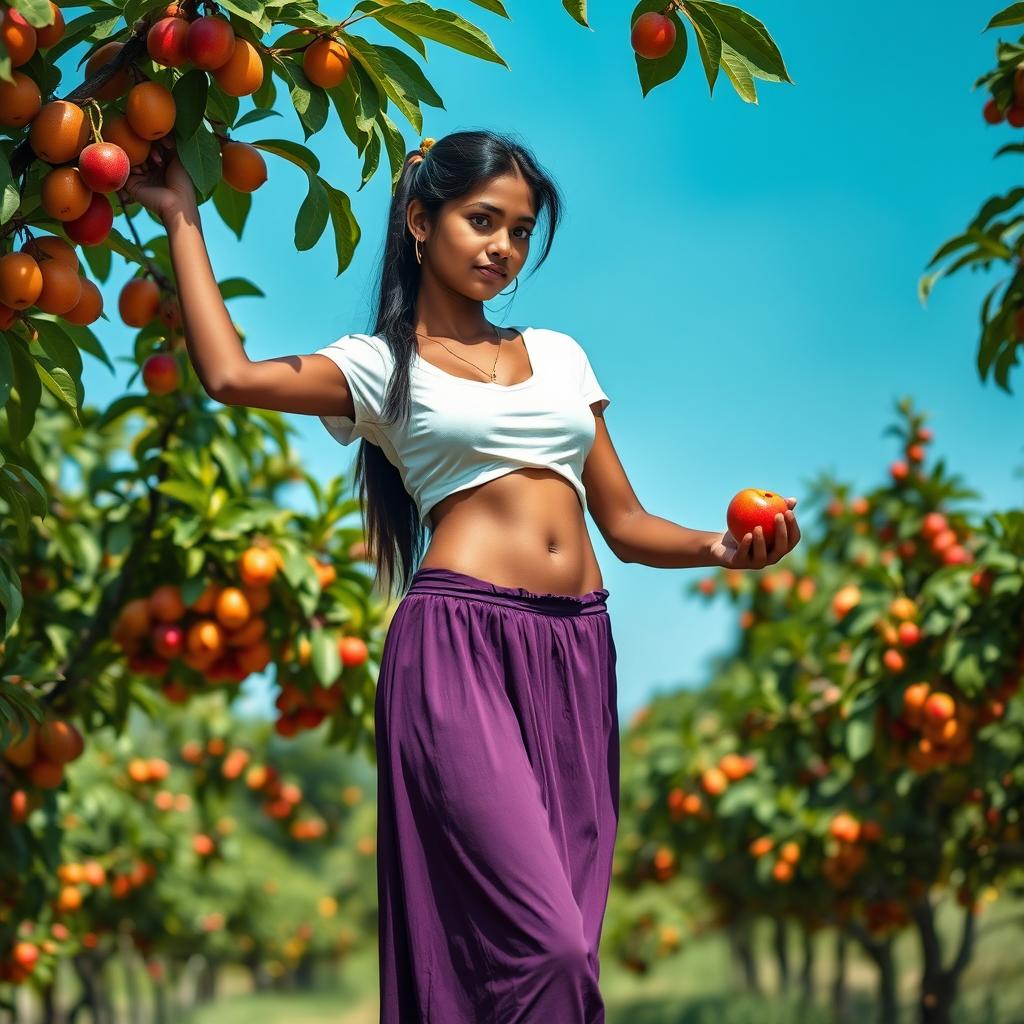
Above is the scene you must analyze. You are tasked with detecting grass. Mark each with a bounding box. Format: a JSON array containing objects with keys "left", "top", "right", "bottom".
[{"left": 178, "top": 893, "right": 1024, "bottom": 1024}]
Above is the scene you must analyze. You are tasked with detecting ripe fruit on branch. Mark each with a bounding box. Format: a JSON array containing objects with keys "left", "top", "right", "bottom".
[
  {"left": 221, "top": 141, "right": 267, "bottom": 192},
  {"left": 212, "top": 37, "right": 264, "bottom": 96},
  {"left": 119, "top": 277, "right": 161, "bottom": 327},
  {"left": 64, "top": 192, "right": 114, "bottom": 246},
  {"left": 40, "top": 166, "right": 93, "bottom": 221},
  {"left": 125, "top": 81, "right": 176, "bottom": 140},
  {"left": 630, "top": 11, "right": 676, "bottom": 60},
  {"left": 0, "top": 252, "right": 43, "bottom": 309},
  {"left": 29, "top": 100, "right": 90, "bottom": 163},
  {"left": 302, "top": 36, "right": 350, "bottom": 89},
  {"left": 1008, "top": 105, "right": 1024, "bottom": 128},
  {"left": 35, "top": 1, "right": 64, "bottom": 48},
  {"left": 186, "top": 15, "right": 235, "bottom": 70},
  {"left": 84, "top": 41, "right": 132, "bottom": 101},
  {"left": 726, "top": 488, "right": 789, "bottom": 548},
  {"left": 983, "top": 97, "right": 1003, "bottom": 124},
  {"left": 104, "top": 114, "right": 151, "bottom": 166},
  {"left": 79, "top": 141, "right": 131, "bottom": 192},
  {"left": 142, "top": 350, "right": 180, "bottom": 389},
  {"left": 147, "top": 16, "right": 190, "bottom": 68},
  {"left": 62, "top": 277, "right": 103, "bottom": 325},
  {"left": 1, "top": 8, "right": 37, "bottom": 66},
  {"left": 35, "top": 259, "right": 82, "bottom": 315},
  {"left": 0, "top": 70, "right": 41, "bottom": 127}
]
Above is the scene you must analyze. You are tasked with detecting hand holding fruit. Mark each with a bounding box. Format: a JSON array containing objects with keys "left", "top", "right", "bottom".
[
  {"left": 117, "top": 136, "right": 196, "bottom": 220},
  {"left": 709, "top": 489, "right": 801, "bottom": 570}
]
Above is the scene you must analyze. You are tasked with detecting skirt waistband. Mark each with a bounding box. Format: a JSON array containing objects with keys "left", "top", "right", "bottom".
[{"left": 406, "top": 567, "right": 609, "bottom": 617}]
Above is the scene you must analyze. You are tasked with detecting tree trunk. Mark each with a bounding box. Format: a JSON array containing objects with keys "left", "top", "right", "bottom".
[
  {"left": 845, "top": 921, "right": 898, "bottom": 1024},
  {"left": 725, "top": 914, "right": 761, "bottom": 994},
  {"left": 798, "top": 924, "right": 815, "bottom": 1008},
  {"left": 912, "top": 895, "right": 977, "bottom": 1024},
  {"left": 831, "top": 928, "right": 850, "bottom": 1023},
  {"left": 772, "top": 916, "right": 789, "bottom": 994}
]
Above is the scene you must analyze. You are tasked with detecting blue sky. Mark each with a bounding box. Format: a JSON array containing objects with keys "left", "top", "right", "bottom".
[{"left": 82, "top": 2, "right": 1023, "bottom": 721}]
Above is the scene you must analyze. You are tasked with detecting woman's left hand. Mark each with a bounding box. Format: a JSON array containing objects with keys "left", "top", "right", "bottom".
[{"left": 709, "top": 497, "right": 801, "bottom": 570}]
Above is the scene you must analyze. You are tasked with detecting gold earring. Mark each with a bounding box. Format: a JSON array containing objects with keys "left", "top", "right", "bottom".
[{"left": 415, "top": 237, "right": 423, "bottom": 264}]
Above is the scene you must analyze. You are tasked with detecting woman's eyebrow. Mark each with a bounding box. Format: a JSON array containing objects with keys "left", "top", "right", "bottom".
[{"left": 464, "top": 201, "right": 537, "bottom": 226}]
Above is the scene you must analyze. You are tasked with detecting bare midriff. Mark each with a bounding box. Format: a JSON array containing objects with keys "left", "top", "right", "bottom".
[{"left": 419, "top": 467, "right": 605, "bottom": 598}]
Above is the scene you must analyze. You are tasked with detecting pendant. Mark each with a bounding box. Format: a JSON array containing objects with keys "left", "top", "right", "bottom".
[{"left": 490, "top": 371, "right": 497, "bottom": 382}]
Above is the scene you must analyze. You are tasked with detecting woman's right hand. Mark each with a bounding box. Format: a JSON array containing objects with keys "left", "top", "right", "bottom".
[{"left": 117, "top": 135, "right": 198, "bottom": 222}]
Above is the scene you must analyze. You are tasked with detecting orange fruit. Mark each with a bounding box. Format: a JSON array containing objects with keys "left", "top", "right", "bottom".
[
  {"left": 35, "top": 2, "right": 65, "bottom": 48},
  {"left": 125, "top": 81, "right": 176, "bottom": 141},
  {"left": 212, "top": 37, "right": 263, "bottom": 96},
  {"left": 220, "top": 140, "right": 267, "bottom": 192},
  {"left": 0, "top": 253, "right": 43, "bottom": 309},
  {"left": 40, "top": 166, "right": 93, "bottom": 221},
  {"left": 22, "top": 234, "right": 78, "bottom": 269},
  {"left": 1, "top": 8, "right": 37, "bottom": 66},
  {"left": 215, "top": 587, "right": 251, "bottom": 629},
  {"left": 28, "top": 759, "right": 64, "bottom": 789},
  {"left": 149, "top": 583, "right": 186, "bottom": 622},
  {"left": 239, "top": 546, "right": 278, "bottom": 587},
  {"left": 35, "top": 259, "right": 82, "bottom": 315},
  {"left": 0, "top": 69, "right": 41, "bottom": 127},
  {"left": 85, "top": 41, "right": 132, "bottom": 101},
  {"left": 62, "top": 277, "right": 103, "bottom": 325},
  {"left": 29, "top": 100, "right": 90, "bottom": 164},
  {"left": 2, "top": 719, "right": 38, "bottom": 766},
  {"left": 37, "top": 720, "right": 84, "bottom": 763},
  {"left": 302, "top": 36, "right": 350, "bottom": 89},
  {"left": 118, "top": 277, "right": 161, "bottom": 327},
  {"left": 103, "top": 113, "right": 151, "bottom": 166}
]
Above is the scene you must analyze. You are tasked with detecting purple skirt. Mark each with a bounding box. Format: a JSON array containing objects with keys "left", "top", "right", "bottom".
[{"left": 374, "top": 566, "right": 620, "bottom": 1023}]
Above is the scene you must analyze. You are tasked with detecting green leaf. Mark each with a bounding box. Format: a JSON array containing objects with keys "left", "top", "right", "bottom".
[
  {"left": 987, "top": 3, "right": 1024, "bottom": 29},
  {"left": 155, "top": 480, "right": 210, "bottom": 512},
  {"left": 212, "top": 178, "right": 252, "bottom": 239},
  {"left": 34, "top": 358, "right": 78, "bottom": 418},
  {"left": 251, "top": 137, "right": 321, "bottom": 173},
  {"left": 218, "top": 277, "right": 265, "bottom": 301},
  {"left": 718, "top": 40, "right": 756, "bottom": 103},
  {"left": 366, "top": 2, "right": 508, "bottom": 66},
  {"left": 295, "top": 169, "right": 329, "bottom": 250},
  {"left": 177, "top": 122, "right": 222, "bottom": 200},
  {"left": 845, "top": 706, "right": 875, "bottom": 761},
  {"left": 311, "top": 626, "right": 341, "bottom": 686},
  {"left": 216, "top": 0, "right": 272, "bottom": 34},
  {"left": 560, "top": 0, "right": 587, "bottom": 28},
  {"left": 681, "top": 2, "right": 722, "bottom": 95},
  {"left": 233, "top": 107, "right": 283, "bottom": 130},
  {"left": 693, "top": 1, "right": 791, "bottom": 83},
  {"left": 280, "top": 56, "right": 329, "bottom": 139},
  {"left": 172, "top": 69, "right": 210, "bottom": 140},
  {"left": 0, "top": 149, "right": 20, "bottom": 225},
  {"left": 322, "top": 178, "right": 360, "bottom": 276},
  {"left": 340, "top": 33, "right": 423, "bottom": 133}
]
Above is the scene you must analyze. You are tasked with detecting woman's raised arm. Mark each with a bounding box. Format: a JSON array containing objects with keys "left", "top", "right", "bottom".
[{"left": 121, "top": 140, "right": 356, "bottom": 420}]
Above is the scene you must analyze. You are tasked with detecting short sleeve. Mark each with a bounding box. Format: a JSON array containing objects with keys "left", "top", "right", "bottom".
[
  {"left": 314, "top": 333, "right": 391, "bottom": 446},
  {"left": 577, "top": 339, "right": 610, "bottom": 413}
]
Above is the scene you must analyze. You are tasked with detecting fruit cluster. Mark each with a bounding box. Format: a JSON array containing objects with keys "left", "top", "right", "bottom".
[
  {"left": 244, "top": 761, "right": 326, "bottom": 839},
  {"left": 821, "top": 811, "right": 883, "bottom": 890},
  {"left": 2, "top": 715, "right": 85, "bottom": 797},
  {"left": 112, "top": 544, "right": 280, "bottom": 692}
]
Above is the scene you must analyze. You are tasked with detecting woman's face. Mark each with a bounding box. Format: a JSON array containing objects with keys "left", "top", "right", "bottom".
[{"left": 411, "top": 171, "right": 537, "bottom": 297}]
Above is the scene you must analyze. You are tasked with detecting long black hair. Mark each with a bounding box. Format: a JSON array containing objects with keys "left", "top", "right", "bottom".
[{"left": 351, "top": 129, "right": 564, "bottom": 600}]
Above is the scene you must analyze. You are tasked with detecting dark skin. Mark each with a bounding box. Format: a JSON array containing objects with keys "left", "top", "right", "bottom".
[{"left": 121, "top": 143, "right": 801, "bottom": 598}]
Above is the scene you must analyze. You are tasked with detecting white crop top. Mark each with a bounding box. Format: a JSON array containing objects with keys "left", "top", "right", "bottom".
[{"left": 314, "top": 327, "right": 610, "bottom": 529}]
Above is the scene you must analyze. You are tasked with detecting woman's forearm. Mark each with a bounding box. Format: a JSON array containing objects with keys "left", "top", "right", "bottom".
[
  {"left": 163, "top": 201, "right": 248, "bottom": 397},
  {"left": 613, "top": 511, "right": 721, "bottom": 569}
]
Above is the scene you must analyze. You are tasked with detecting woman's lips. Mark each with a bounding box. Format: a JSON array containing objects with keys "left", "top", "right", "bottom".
[{"left": 475, "top": 266, "right": 505, "bottom": 279}]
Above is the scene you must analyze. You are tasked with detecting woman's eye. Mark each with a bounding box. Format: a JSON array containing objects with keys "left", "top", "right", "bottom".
[{"left": 469, "top": 214, "right": 531, "bottom": 239}]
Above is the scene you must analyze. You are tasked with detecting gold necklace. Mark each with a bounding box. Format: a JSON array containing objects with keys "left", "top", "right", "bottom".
[{"left": 414, "top": 323, "right": 504, "bottom": 383}]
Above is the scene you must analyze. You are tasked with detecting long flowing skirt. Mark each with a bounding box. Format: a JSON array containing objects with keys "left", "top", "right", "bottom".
[{"left": 374, "top": 565, "right": 621, "bottom": 1022}]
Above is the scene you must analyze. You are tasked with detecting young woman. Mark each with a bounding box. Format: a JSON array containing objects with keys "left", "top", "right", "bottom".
[{"left": 121, "top": 128, "right": 800, "bottom": 1022}]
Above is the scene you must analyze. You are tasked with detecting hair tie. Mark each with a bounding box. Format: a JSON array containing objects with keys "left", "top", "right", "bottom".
[{"left": 419, "top": 137, "right": 435, "bottom": 157}]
